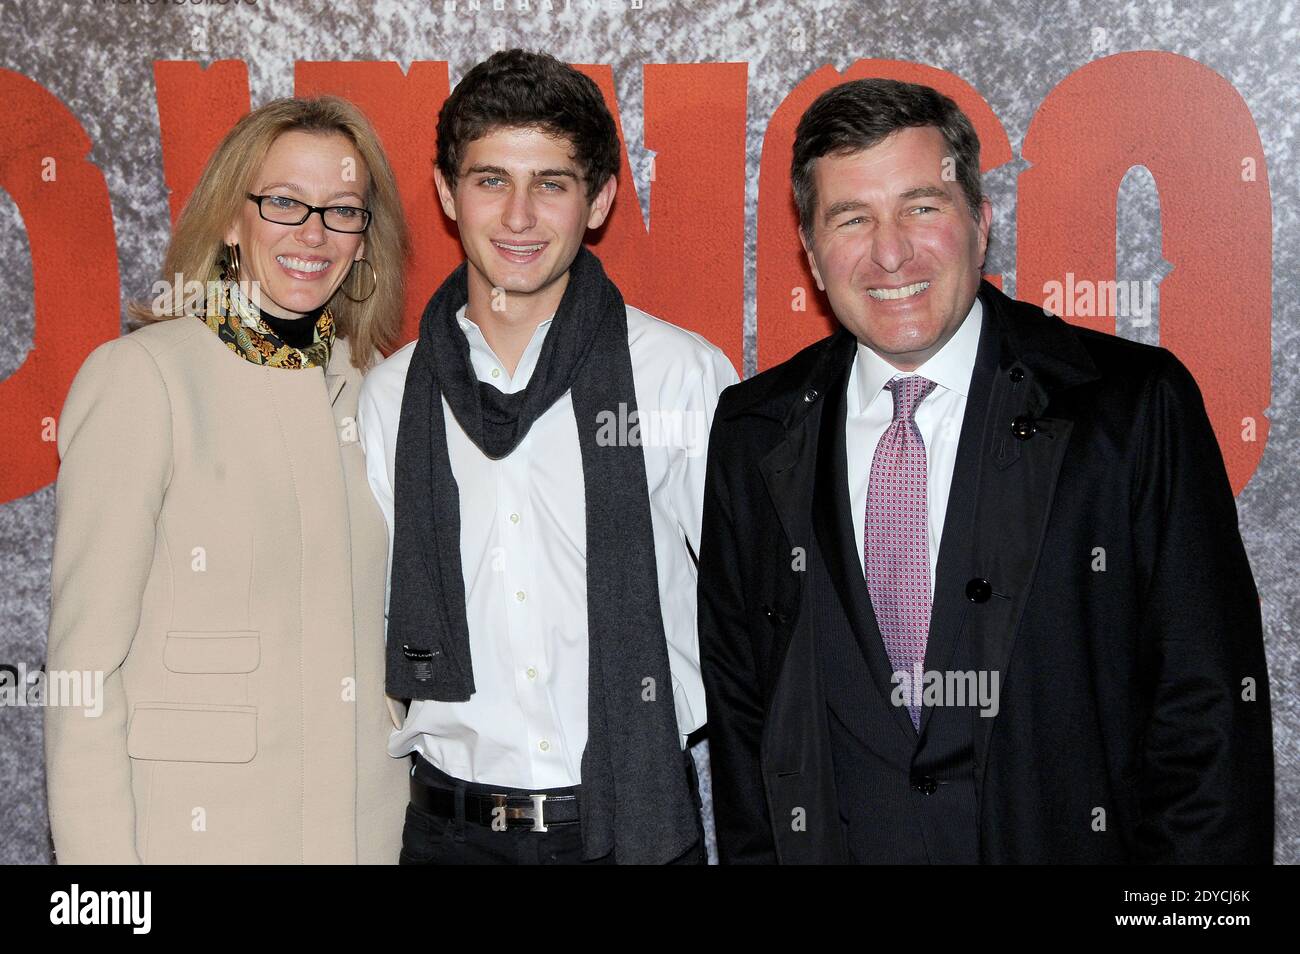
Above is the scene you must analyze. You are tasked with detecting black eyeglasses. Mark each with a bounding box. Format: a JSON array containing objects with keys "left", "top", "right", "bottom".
[{"left": 246, "top": 193, "right": 372, "bottom": 233}]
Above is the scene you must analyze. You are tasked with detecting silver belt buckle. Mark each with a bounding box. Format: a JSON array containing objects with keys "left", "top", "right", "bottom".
[{"left": 492, "top": 792, "right": 548, "bottom": 832}]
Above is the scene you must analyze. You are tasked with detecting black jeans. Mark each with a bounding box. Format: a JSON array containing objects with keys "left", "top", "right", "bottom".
[{"left": 399, "top": 752, "right": 707, "bottom": 865}]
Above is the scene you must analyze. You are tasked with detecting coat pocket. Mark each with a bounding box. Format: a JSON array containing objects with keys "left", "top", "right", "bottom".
[
  {"left": 126, "top": 702, "right": 257, "bottom": 763},
  {"left": 163, "top": 631, "right": 260, "bottom": 674}
]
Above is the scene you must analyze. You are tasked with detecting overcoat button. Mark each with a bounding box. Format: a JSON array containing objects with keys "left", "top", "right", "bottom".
[
  {"left": 1008, "top": 367, "right": 1025, "bottom": 383},
  {"left": 803, "top": 388, "right": 819, "bottom": 403},
  {"left": 965, "top": 578, "right": 992, "bottom": 603},
  {"left": 909, "top": 773, "right": 938, "bottom": 795},
  {"left": 1011, "top": 415, "right": 1037, "bottom": 440}
]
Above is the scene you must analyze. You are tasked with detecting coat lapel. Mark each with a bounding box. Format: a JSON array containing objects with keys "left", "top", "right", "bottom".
[
  {"left": 916, "top": 307, "right": 998, "bottom": 737},
  {"left": 324, "top": 336, "right": 351, "bottom": 408},
  {"left": 812, "top": 361, "right": 920, "bottom": 744},
  {"left": 756, "top": 332, "right": 857, "bottom": 671},
  {"left": 326, "top": 373, "right": 347, "bottom": 407},
  {"left": 963, "top": 283, "right": 1099, "bottom": 796},
  {"left": 753, "top": 332, "right": 856, "bottom": 863}
]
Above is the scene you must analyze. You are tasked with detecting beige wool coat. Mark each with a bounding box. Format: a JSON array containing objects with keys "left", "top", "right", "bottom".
[{"left": 44, "top": 315, "right": 408, "bottom": 864}]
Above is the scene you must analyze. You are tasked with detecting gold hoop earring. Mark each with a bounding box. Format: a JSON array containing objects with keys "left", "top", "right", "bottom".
[
  {"left": 343, "top": 257, "right": 377, "bottom": 303},
  {"left": 221, "top": 243, "right": 241, "bottom": 282}
]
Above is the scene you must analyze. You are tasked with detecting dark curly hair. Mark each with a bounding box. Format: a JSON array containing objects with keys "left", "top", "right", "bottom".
[{"left": 436, "top": 49, "right": 620, "bottom": 202}]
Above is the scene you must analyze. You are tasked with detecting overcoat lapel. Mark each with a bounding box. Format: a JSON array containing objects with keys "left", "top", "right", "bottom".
[
  {"left": 961, "top": 283, "right": 1099, "bottom": 796},
  {"left": 811, "top": 360, "right": 919, "bottom": 744},
  {"left": 916, "top": 309, "right": 998, "bottom": 737},
  {"left": 757, "top": 332, "right": 857, "bottom": 674}
]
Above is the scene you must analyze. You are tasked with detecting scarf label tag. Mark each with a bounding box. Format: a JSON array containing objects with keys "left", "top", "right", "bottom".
[{"left": 402, "top": 643, "right": 437, "bottom": 682}]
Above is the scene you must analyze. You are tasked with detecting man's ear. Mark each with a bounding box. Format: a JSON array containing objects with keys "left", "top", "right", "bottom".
[
  {"left": 799, "top": 227, "right": 825, "bottom": 292},
  {"left": 975, "top": 196, "right": 992, "bottom": 268},
  {"left": 585, "top": 174, "right": 617, "bottom": 230},
  {"left": 433, "top": 167, "right": 458, "bottom": 221}
]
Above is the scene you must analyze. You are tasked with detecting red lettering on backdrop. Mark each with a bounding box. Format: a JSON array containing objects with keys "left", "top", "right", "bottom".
[
  {"left": 0, "top": 69, "right": 118, "bottom": 504},
  {"left": 574, "top": 63, "right": 747, "bottom": 374},
  {"left": 0, "top": 56, "right": 1269, "bottom": 505},
  {"left": 158, "top": 60, "right": 746, "bottom": 361},
  {"left": 155, "top": 61, "right": 251, "bottom": 223},
  {"left": 295, "top": 61, "right": 454, "bottom": 345},
  {"left": 756, "top": 60, "right": 1013, "bottom": 371},
  {"left": 1019, "top": 52, "right": 1269, "bottom": 493}
]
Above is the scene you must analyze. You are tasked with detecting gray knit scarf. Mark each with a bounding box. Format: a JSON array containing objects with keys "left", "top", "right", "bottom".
[{"left": 385, "top": 247, "right": 698, "bottom": 863}]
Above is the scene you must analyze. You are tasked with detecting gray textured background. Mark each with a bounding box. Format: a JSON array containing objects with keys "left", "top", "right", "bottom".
[{"left": 0, "top": 0, "right": 1294, "bottom": 864}]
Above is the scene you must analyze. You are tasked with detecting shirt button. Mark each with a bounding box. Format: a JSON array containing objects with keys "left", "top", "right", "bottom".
[
  {"left": 515, "top": 590, "right": 526, "bottom": 602},
  {"left": 526, "top": 666, "right": 537, "bottom": 680},
  {"left": 539, "top": 740, "right": 550, "bottom": 752},
  {"left": 510, "top": 512, "right": 520, "bottom": 524},
  {"left": 491, "top": 367, "right": 501, "bottom": 378}
]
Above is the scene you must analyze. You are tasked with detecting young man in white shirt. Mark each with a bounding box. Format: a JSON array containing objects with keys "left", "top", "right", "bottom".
[{"left": 358, "top": 48, "right": 738, "bottom": 864}]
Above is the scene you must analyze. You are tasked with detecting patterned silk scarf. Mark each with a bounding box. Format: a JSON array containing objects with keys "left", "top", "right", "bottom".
[{"left": 198, "top": 279, "right": 335, "bottom": 369}]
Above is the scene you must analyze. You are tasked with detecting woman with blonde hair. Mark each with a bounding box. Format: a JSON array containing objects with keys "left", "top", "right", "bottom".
[{"left": 45, "top": 96, "right": 410, "bottom": 863}]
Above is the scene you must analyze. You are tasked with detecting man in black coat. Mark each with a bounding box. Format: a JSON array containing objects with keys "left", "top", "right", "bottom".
[{"left": 697, "top": 78, "right": 1273, "bottom": 864}]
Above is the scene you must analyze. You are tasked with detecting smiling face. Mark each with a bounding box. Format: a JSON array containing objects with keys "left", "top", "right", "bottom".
[
  {"left": 800, "top": 125, "right": 991, "bottom": 371},
  {"left": 434, "top": 125, "right": 615, "bottom": 322},
  {"left": 225, "top": 129, "right": 369, "bottom": 319}
]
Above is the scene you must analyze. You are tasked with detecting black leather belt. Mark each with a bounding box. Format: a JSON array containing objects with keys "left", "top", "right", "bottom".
[{"left": 410, "top": 776, "right": 581, "bottom": 831}]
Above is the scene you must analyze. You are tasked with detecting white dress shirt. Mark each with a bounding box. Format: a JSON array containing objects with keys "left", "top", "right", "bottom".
[
  {"left": 357, "top": 303, "right": 738, "bottom": 789},
  {"left": 846, "top": 299, "right": 983, "bottom": 590}
]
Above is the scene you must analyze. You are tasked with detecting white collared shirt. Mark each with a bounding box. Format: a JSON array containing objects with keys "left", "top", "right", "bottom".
[
  {"left": 357, "top": 303, "right": 738, "bottom": 789},
  {"left": 846, "top": 299, "right": 983, "bottom": 590}
]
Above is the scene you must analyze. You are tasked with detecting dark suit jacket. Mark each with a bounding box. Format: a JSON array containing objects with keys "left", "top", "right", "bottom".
[{"left": 697, "top": 281, "right": 1274, "bottom": 864}]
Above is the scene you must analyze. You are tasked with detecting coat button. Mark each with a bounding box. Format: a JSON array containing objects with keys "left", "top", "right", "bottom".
[
  {"left": 803, "top": 388, "right": 819, "bottom": 403},
  {"left": 1011, "top": 415, "right": 1037, "bottom": 440},
  {"left": 965, "top": 578, "right": 992, "bottom": 603},
  {"left": 909, "top": 773, "right": 938, "bottom": 795},
  {"left": 1008, "top": 367, "right": 1025, "bottom": 383}
]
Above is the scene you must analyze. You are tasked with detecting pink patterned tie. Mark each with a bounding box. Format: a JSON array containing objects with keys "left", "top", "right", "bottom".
[{"left": 865, "top": 375, "right": 936, "bottom": 731}]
